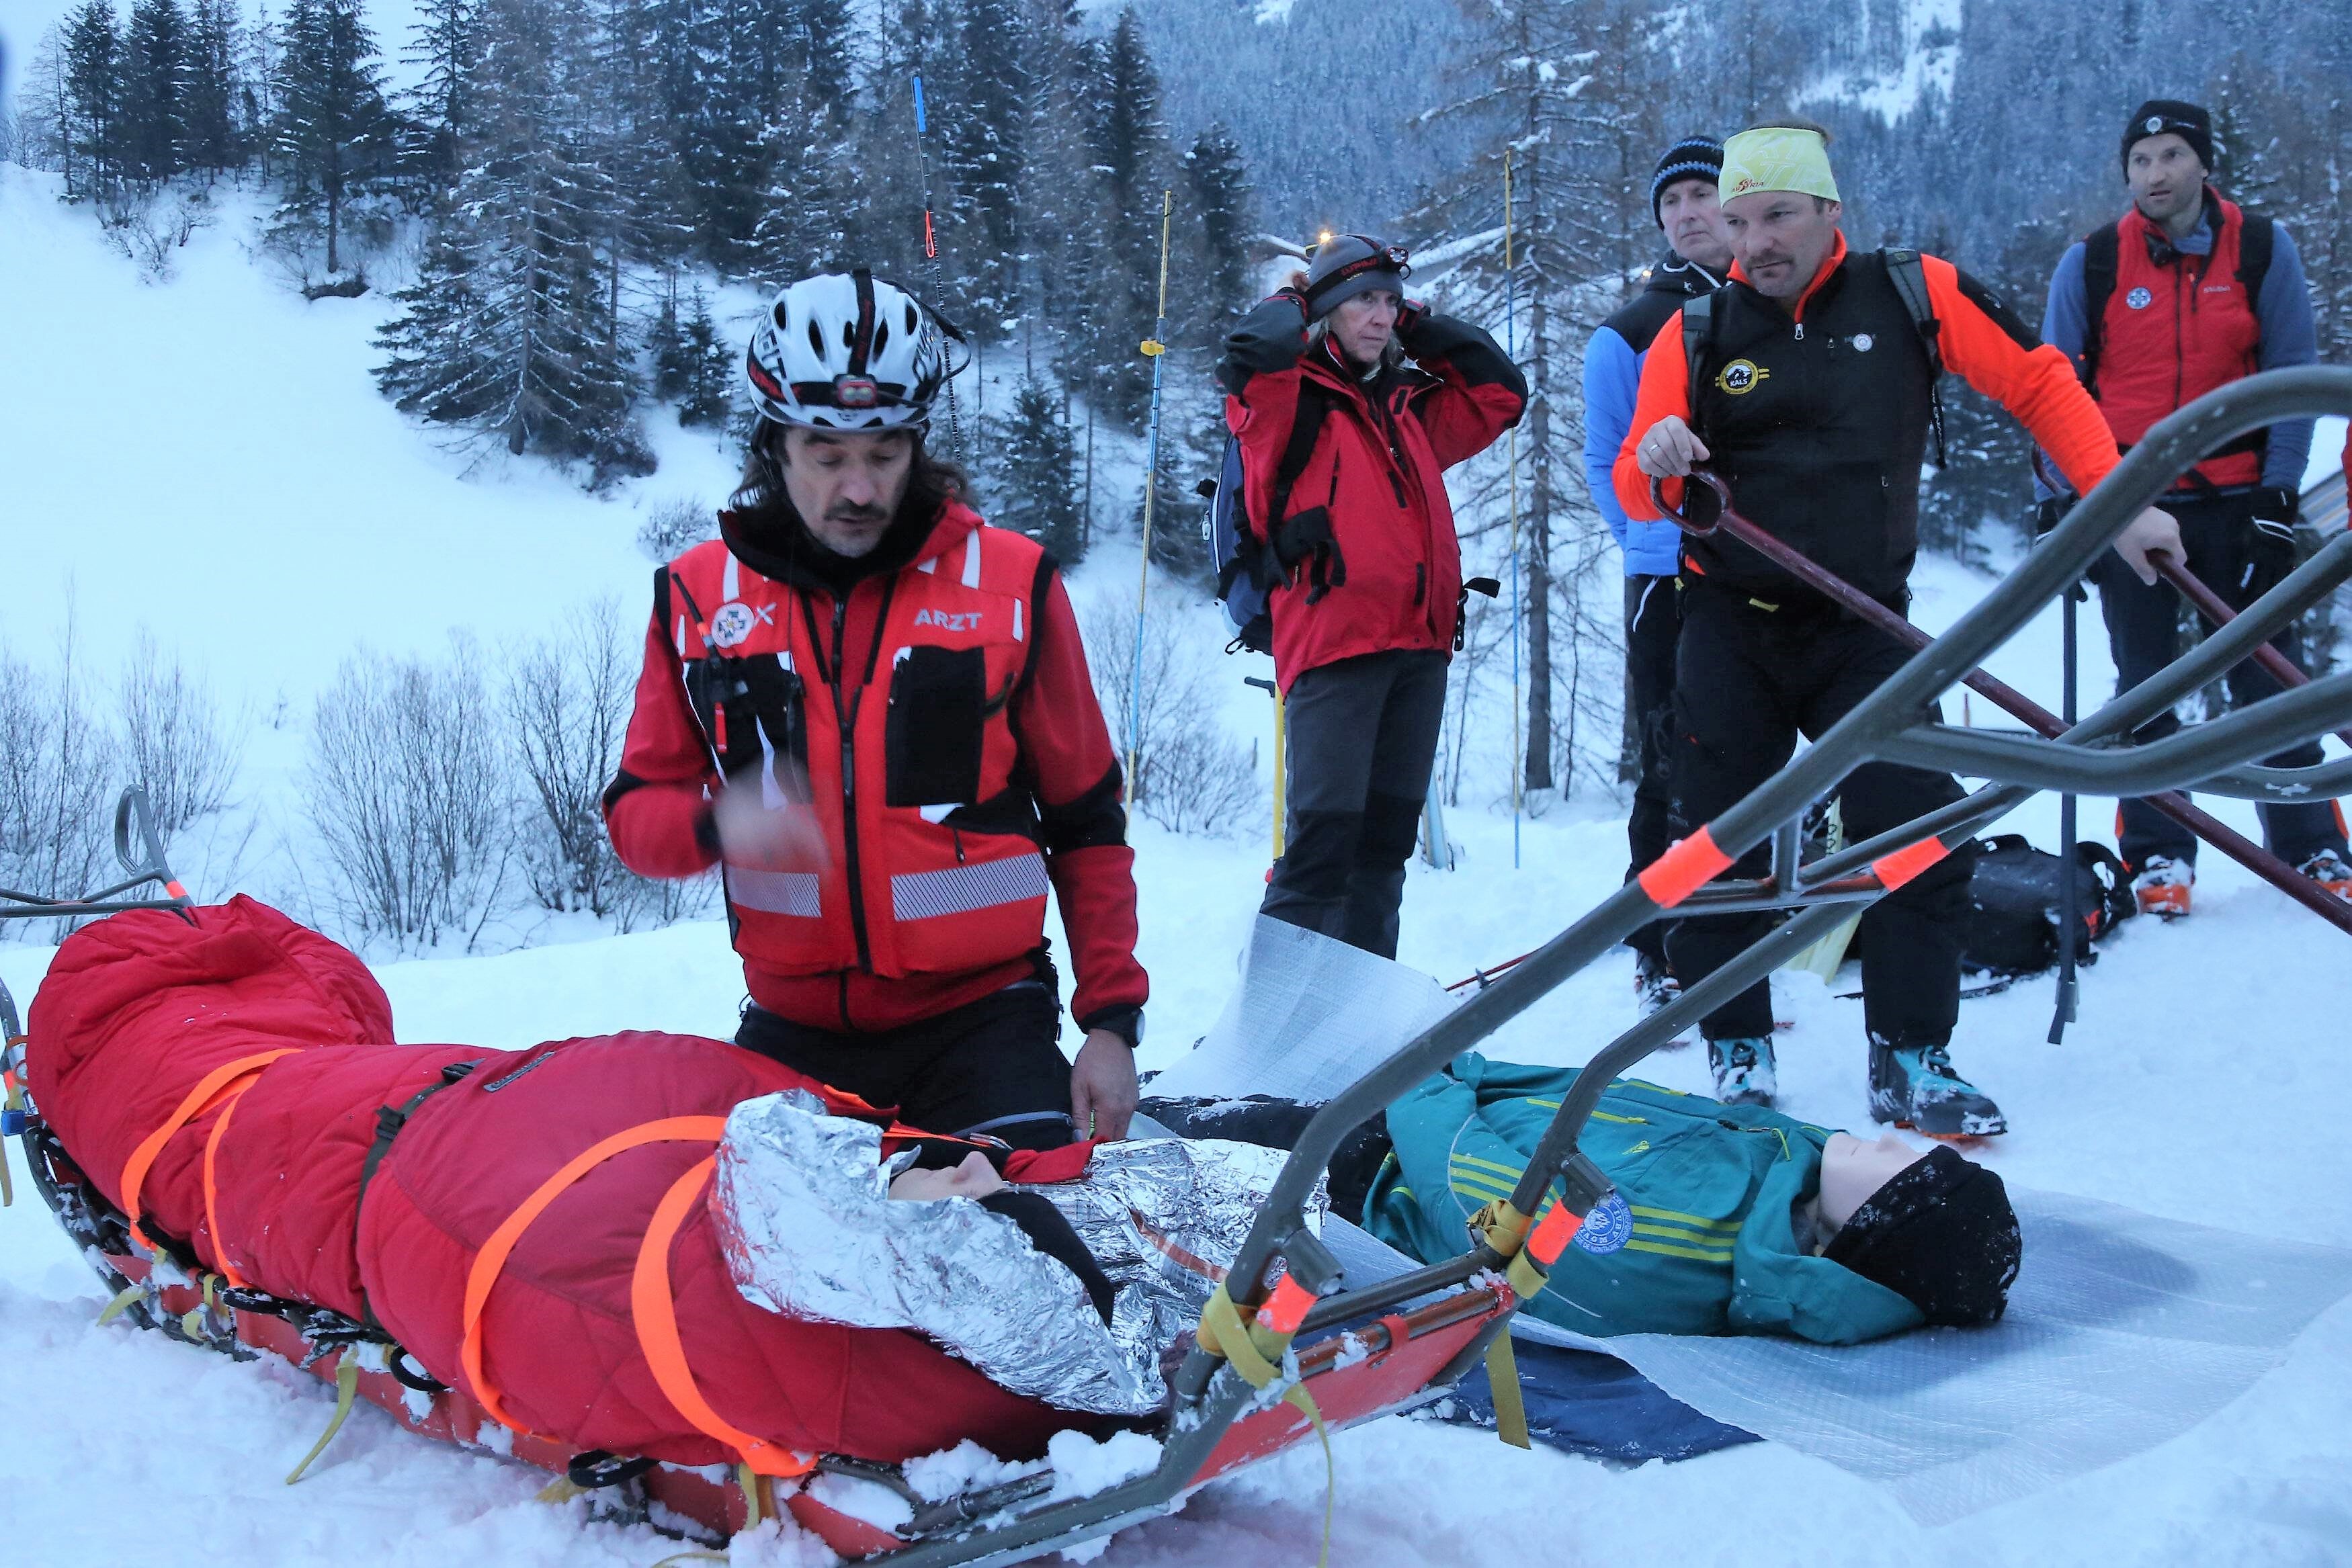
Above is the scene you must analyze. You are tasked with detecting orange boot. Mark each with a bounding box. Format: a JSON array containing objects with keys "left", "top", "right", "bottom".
[
  {"left": 2132, "top": 855, "right": 2193, "bottom": 918},
  {"left": 2302, "top": 851, "right": 2352, "bottom": 904}
]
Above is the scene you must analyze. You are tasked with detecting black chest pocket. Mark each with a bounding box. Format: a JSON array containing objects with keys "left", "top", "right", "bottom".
[
  {"left": 886, "top": 644, "right": 991, "bottom": 808},
  {"left": 687, "top": 653, "right": 806, "bottom": 797}
]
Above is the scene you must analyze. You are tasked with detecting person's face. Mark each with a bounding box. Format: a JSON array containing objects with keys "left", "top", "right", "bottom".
[
  {"left": 1816, "top": 1130, "right": 1931, "bottom": 1232},
  {"left": 1658, "top": 177, "right": 1732, "bottom": 271},
  {"left": 1721, "top": 190, "right": 1843, "bottom": 302},
  {"left": 1327, "top": 288, "right": 1400, "bottom": 370},
  {"left": 887, "top": 1150, "right": 1005, "bottom": 1201},
  {"left": 779, "top": 425, "right": 918, "bottom": 556},
  {"left": 2126, "top": 132, "right": 2206, "bottom": 228}
]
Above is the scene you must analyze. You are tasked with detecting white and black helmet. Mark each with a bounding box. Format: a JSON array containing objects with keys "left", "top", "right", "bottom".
[{"left": 743, "top": 269, "right": 964, "bottom": 431}]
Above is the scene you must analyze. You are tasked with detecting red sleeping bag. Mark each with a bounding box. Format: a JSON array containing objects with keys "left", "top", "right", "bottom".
[{"left": 28, "top": 896, "right": 1081, "bottom": 1467}]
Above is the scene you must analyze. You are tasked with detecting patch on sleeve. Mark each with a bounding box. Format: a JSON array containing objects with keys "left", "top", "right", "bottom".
[{"left": 1572, "top": 1190, "right": 1635, "bottom": 1255}]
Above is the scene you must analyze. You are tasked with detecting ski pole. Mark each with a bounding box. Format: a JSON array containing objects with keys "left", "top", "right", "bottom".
[
  {"left": 1124, "top": 189, "right": 1175, "bottom": 805},
  {"left": 2049, "top": 570, "right": 2081, "bottom": 1044},
  {"left": 1658, "top": 470, "right": 2352, "bottom": 939},
  {"left": 1505, "top": 149, "right": 1522, "bottom": 871},
  {"left": 910, "top": 72, "right": 962, "bottom": 460}
]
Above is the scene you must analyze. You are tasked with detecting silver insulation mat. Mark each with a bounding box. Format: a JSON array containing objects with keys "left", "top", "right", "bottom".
[{"left": 713, "top": 1090, "right": 1320, "bottom": 1416}]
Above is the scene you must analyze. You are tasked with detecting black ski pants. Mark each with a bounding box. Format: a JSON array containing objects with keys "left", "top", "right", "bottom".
[
  {"left": 1623, "top": 573, "right": 1681, "bottom": 966},
  {"left": 1665, "top": 586, "right": 1976, "bottom": 1048},
  {"left": 734, "top": 980, "right": 1075, "bottom": 1150},
  {"left": 2087, "top": 491, "right": 2350, "bottom": 873},
  {"left": 1261, "top": 648, "right": 1448, "bottom": 960}
]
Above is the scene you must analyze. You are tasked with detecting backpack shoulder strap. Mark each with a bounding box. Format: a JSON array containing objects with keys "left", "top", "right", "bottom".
[
  {"left": 2236, "top": 212, "right": 2273, "bottom": 316},
  {"left": 1880, "top": 249, "right": 1943, "bottom": 376},
  {"left": 1265, "top": 380, "right": 1333, "bottom": 528},
  {"left": 1680, "top": 293, "right": 1714, "bottom": 414},
  {"left": 2079, "top": 222, "right": 2122, "bottom": 390}
]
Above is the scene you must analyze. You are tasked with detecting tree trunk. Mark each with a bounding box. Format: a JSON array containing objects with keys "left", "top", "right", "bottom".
[{"left": 1524, "top": 303, "right": 1556, "bottom": 793}]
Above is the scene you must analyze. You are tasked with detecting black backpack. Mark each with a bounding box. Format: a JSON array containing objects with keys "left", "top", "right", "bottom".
[
  {"left": 1962, "top": 834, "right": 2137, "bottom": 977},
  {"left": 2076, "top": 211, "right": 2273, "bottom": 390},
  {"left": 1204, "top": 383, "right": 1338, "bottom": 655}
]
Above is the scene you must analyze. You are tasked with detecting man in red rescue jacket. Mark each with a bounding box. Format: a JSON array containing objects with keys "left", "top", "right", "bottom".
[
  {"left": 1218, "top": 236, "right": 1525, "bottom": 958},
  {"left": 1615, "top": 123, "right": 2181, "bottom": 1138},
  {"left": 2038, "top": 99, "right": 2351, "bottom": 917},
  {"left": 604, "top": 271, "right": 1146, "bottom": 1147}
]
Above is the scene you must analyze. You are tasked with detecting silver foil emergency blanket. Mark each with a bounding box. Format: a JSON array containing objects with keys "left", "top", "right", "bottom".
[{"left": 712, "top": 1091, "right": 1322, "bottom": 1416}]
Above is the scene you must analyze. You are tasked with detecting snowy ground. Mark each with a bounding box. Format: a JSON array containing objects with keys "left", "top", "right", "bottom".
[{"left": 5, "top": 167, "right": 2352, "bottom": 1565}]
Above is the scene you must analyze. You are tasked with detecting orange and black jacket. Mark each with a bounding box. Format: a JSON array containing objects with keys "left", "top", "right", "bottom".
[
  {"left": 603, "top": 500, "right": 1146, "bottom": 1035},
  {"left": 1613, "top": 234, "right": 2122, "bottom": 603}
]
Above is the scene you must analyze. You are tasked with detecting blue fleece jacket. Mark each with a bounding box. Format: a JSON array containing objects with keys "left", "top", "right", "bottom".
[
  {"left": 1584, "top": 253, "right": 1724, "bottom": 576},
  {"left": 2035, "top": 202, "right": 2317, "bottom": 503}
]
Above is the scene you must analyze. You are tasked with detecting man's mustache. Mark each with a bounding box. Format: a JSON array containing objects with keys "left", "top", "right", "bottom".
[{"left": 825, "top": 503, "right": 891, "bottom": 527}]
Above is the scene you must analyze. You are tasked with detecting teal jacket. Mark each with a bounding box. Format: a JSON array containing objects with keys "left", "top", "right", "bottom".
[{"left": 1363, "top": 1054, "right": 1924, "bottom": 1344}]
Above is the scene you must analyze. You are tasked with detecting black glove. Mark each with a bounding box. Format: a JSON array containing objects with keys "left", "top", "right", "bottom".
[
  {"left": 2250, "top": 485, "right": 2300, "bottom": 529},
  {"left": 1395, "top": 298, "right": 1430, "bottom": 338},
  {"left": 2033, "top": 497, "right": 2071, "bottom": 538},
  {"left": 1271, "top": 284, "right": 1309, "bottom": 318}
]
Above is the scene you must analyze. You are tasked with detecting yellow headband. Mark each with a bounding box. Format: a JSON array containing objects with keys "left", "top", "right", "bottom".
[{"left": 1720, "top": 128, "right": 1841, "bottom": 205}]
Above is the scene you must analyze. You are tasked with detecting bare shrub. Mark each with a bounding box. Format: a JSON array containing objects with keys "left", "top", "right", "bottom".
[
  {"left": 97, "top": 187, "right": 213, "bottom": 284},
  {"left": 0, "top": 629, "right": 117, "bottom": 941},
  {"left": 118, "top": 634, "right": 242, "bottom": 838},
  {"left": 307, "top": 641, "right": 511, "bottom": 949},
  {"left": 638, "top": 496, "right": 718, "bottom": 560},
  {"left": 1080, "top": 591, "right": 1264, "bottom": 838},
  {"left": 505, "top": 599, "right": 716, "bottom": 932}
]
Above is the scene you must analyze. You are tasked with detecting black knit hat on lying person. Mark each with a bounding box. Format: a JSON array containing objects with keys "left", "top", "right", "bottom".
[
  {"left": 1651, "top": 135, "right": 1725, "bottom": 226},
  {"left": 1823, "top": 1145, "right": 2022, "bottom": 1327},
  {"left": 2121, "top": 99, "right": 2212, "bottom": 174}
]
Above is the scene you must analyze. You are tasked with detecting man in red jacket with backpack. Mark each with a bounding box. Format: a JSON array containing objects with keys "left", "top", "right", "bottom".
[
  {"left": 1218, "top": 236, "right": 1525, "bottom": 958},
  {"left": 604, "top": 271, "right": 1146, "bottom": 1148}
]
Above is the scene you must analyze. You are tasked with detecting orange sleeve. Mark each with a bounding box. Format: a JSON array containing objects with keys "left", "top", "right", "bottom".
[
  {"left": 1610, "top": 310, "right": 1693, "bottom": 521},
  {"left": 1919, "top": 254, "right": 2119, "bottom": 499}
]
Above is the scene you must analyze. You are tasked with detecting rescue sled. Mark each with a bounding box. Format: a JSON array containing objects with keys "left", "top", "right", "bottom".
[{"left": 9, "top": 367, "right": 2352, "bottom": 1565}]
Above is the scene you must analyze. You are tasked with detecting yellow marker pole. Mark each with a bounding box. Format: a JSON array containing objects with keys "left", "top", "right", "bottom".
[
  {"left": 1124, "top": 189, "right": 1177, "bottom": 803},
  {"left": 1505, "top": 150, "right": 1523, "bottom": 869},
  {"left": 1271, "top": 687, "right": 1288, "bottom": 859}
]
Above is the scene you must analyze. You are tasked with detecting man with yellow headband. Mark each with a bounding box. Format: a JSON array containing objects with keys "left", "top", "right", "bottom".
[{"left": 1611, "top": 120, "right": 2181, "bottom": 1138}]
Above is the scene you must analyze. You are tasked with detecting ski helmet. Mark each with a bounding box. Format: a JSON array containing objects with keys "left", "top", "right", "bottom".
[{"left": 743, "top": 269, "right": 965, "bottom": 431}]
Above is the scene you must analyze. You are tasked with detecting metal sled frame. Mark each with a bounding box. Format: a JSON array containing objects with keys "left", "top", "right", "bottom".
[{"left": 7, "top": 370, "right": 2351, "bottom": 1564}]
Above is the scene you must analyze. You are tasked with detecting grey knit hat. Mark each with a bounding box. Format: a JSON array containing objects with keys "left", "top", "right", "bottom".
[{"left": 1302, "top": 234, "right": 1412, "bottom": 320}]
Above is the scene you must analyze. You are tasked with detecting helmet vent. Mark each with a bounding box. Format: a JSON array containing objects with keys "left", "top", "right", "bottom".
[{"left": 806, "top": 318, "right": 826, "bottom": 358}]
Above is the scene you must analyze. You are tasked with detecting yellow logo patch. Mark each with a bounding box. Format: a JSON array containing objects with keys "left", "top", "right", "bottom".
[{"left": 1714, "top": 359, "right": 1769, "bottom": 395}]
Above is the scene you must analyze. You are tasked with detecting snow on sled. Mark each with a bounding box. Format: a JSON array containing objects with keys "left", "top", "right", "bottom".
[{"left": 9, "top": 369, "right": 2352, "bottom": 1562}]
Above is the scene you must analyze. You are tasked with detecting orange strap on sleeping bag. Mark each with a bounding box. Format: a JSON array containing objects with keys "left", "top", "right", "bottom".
[
  {"left": 462, "top": 1113, "right": 810, "bottom": 1479},
  {"left": 632, "top": 1156, "right": 814, "bottom": 1479},
  {"left": 118, "top": 1049, "right": 298, "bottom": 1255},
  {"left": 200, "top": 1082, "right": 262, "bottom": 1287}
]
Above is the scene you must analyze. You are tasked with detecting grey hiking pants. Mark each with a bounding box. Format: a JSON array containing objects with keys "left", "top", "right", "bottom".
[{"left": 1261, "top": 649, "right": 1449, "bottom": 959}]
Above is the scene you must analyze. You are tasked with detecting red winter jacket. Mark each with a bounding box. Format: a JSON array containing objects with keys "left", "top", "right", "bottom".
[
  {"left": 1218, "top": 298, "right": 1526, "bottom": 691},
  {"left": 26, "top": 898, "right": 1092, "bottom": 1467},
  {"left": 603, "top": 498, "right": 1146, "bottom": 1035}
]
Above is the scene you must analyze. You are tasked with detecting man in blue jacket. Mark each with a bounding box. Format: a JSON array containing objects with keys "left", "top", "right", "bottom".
[
  {"left": 1582, "top": 136, "right": 1732, "bottom": 1020},
  {"left": 2038, "top": 99, "right": 2350, "bottom": 918}
]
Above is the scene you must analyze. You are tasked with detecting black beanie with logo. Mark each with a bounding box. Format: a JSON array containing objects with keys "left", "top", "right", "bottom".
[{"left": 2121, "top": 99, "right": 2213, "bottom": 174}]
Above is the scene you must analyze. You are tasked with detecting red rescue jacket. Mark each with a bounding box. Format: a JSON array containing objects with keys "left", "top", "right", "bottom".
[
  {"left": 604, "top": 499, "right": 1146, "bottom": 1035},
  {"left": 2089, "top": 192, "right": 2265, "bottom": 488},
  {"left": 1218, "top": 300, "right": 1526, "bottom": 690}
]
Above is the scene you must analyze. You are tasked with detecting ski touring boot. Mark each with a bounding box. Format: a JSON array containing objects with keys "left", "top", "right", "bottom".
[
  {"left": 2132, "top": 855, "right": 2193, "bottom": 920},
  {"left": 1634, "top": 951, "right": 1691, "bottom": 1045},
  {"left": 2300, "top": 849, "right": 2352, "bottom": 904},
  {"left": 1707, "top": 1036, "right": 1777, "bottom": 1108},
  {"left": 1869, "top": 1037, "right": 2007, "bottom": 1139}
]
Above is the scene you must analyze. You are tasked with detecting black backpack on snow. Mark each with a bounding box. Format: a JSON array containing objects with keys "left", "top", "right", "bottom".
[{"left": 1962, "top": 834, "right": 2138, "bottom": 977}]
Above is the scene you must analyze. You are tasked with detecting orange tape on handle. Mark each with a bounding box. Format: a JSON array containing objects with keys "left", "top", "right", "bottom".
[
  {"left": 460, "top": 1115, "right": 728, "bottom": 1434},
  {"left": 1636, "top": 828, "right": 1734, "bottom": 909},
  {"left": 1525, "top": 1202, "right": 1584, "bottom": 1268},
  {"left": 1870, "top": 836, "right": 1949, "bottom": 891},
  {"left": 118, "top": 1050, "right": 299, "bottom": 1254},
  {"left": 632, "top": 1156, "right": 813, "bottom": 1479},
  {"left": 1255, "top": 1273, "right": 1318, "bottom": 1336}
]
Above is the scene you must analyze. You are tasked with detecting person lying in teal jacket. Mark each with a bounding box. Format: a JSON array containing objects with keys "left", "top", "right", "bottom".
[{"left": 1144, "top": 1052, "right": 2021, "bottom": 1346}]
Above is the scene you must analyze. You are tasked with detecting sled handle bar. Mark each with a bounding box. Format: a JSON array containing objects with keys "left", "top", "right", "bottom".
[{"left": 0, "top": 789, "right": 194, "bottom": 924}]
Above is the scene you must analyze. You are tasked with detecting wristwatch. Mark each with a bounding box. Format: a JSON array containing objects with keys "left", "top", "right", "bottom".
[{"left": 1081, "top": 1006, "right": 1144, "bottom": 1051}]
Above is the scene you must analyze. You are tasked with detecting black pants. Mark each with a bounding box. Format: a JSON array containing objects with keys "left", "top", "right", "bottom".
[
  {"left": 1261, "top": 648, "right": 1449, "bottom": 960},
  {"left": 2087, "top": 491, "right": 2350, "bottom": 873},
  {"left": 1624, "top": 574, "right": 1681, "bottom": 965},
  {"left": 1665, "top": 586, "right": 1976, "bottom": 1047},
  {"left": 734, "top": 982, "right": 1075, "bottom": 1150}
]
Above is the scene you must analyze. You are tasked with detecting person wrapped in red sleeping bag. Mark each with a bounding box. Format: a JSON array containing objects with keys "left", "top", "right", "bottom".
[{"left": 26, "top": 896, "right": 1125, "bottom": 1469}]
